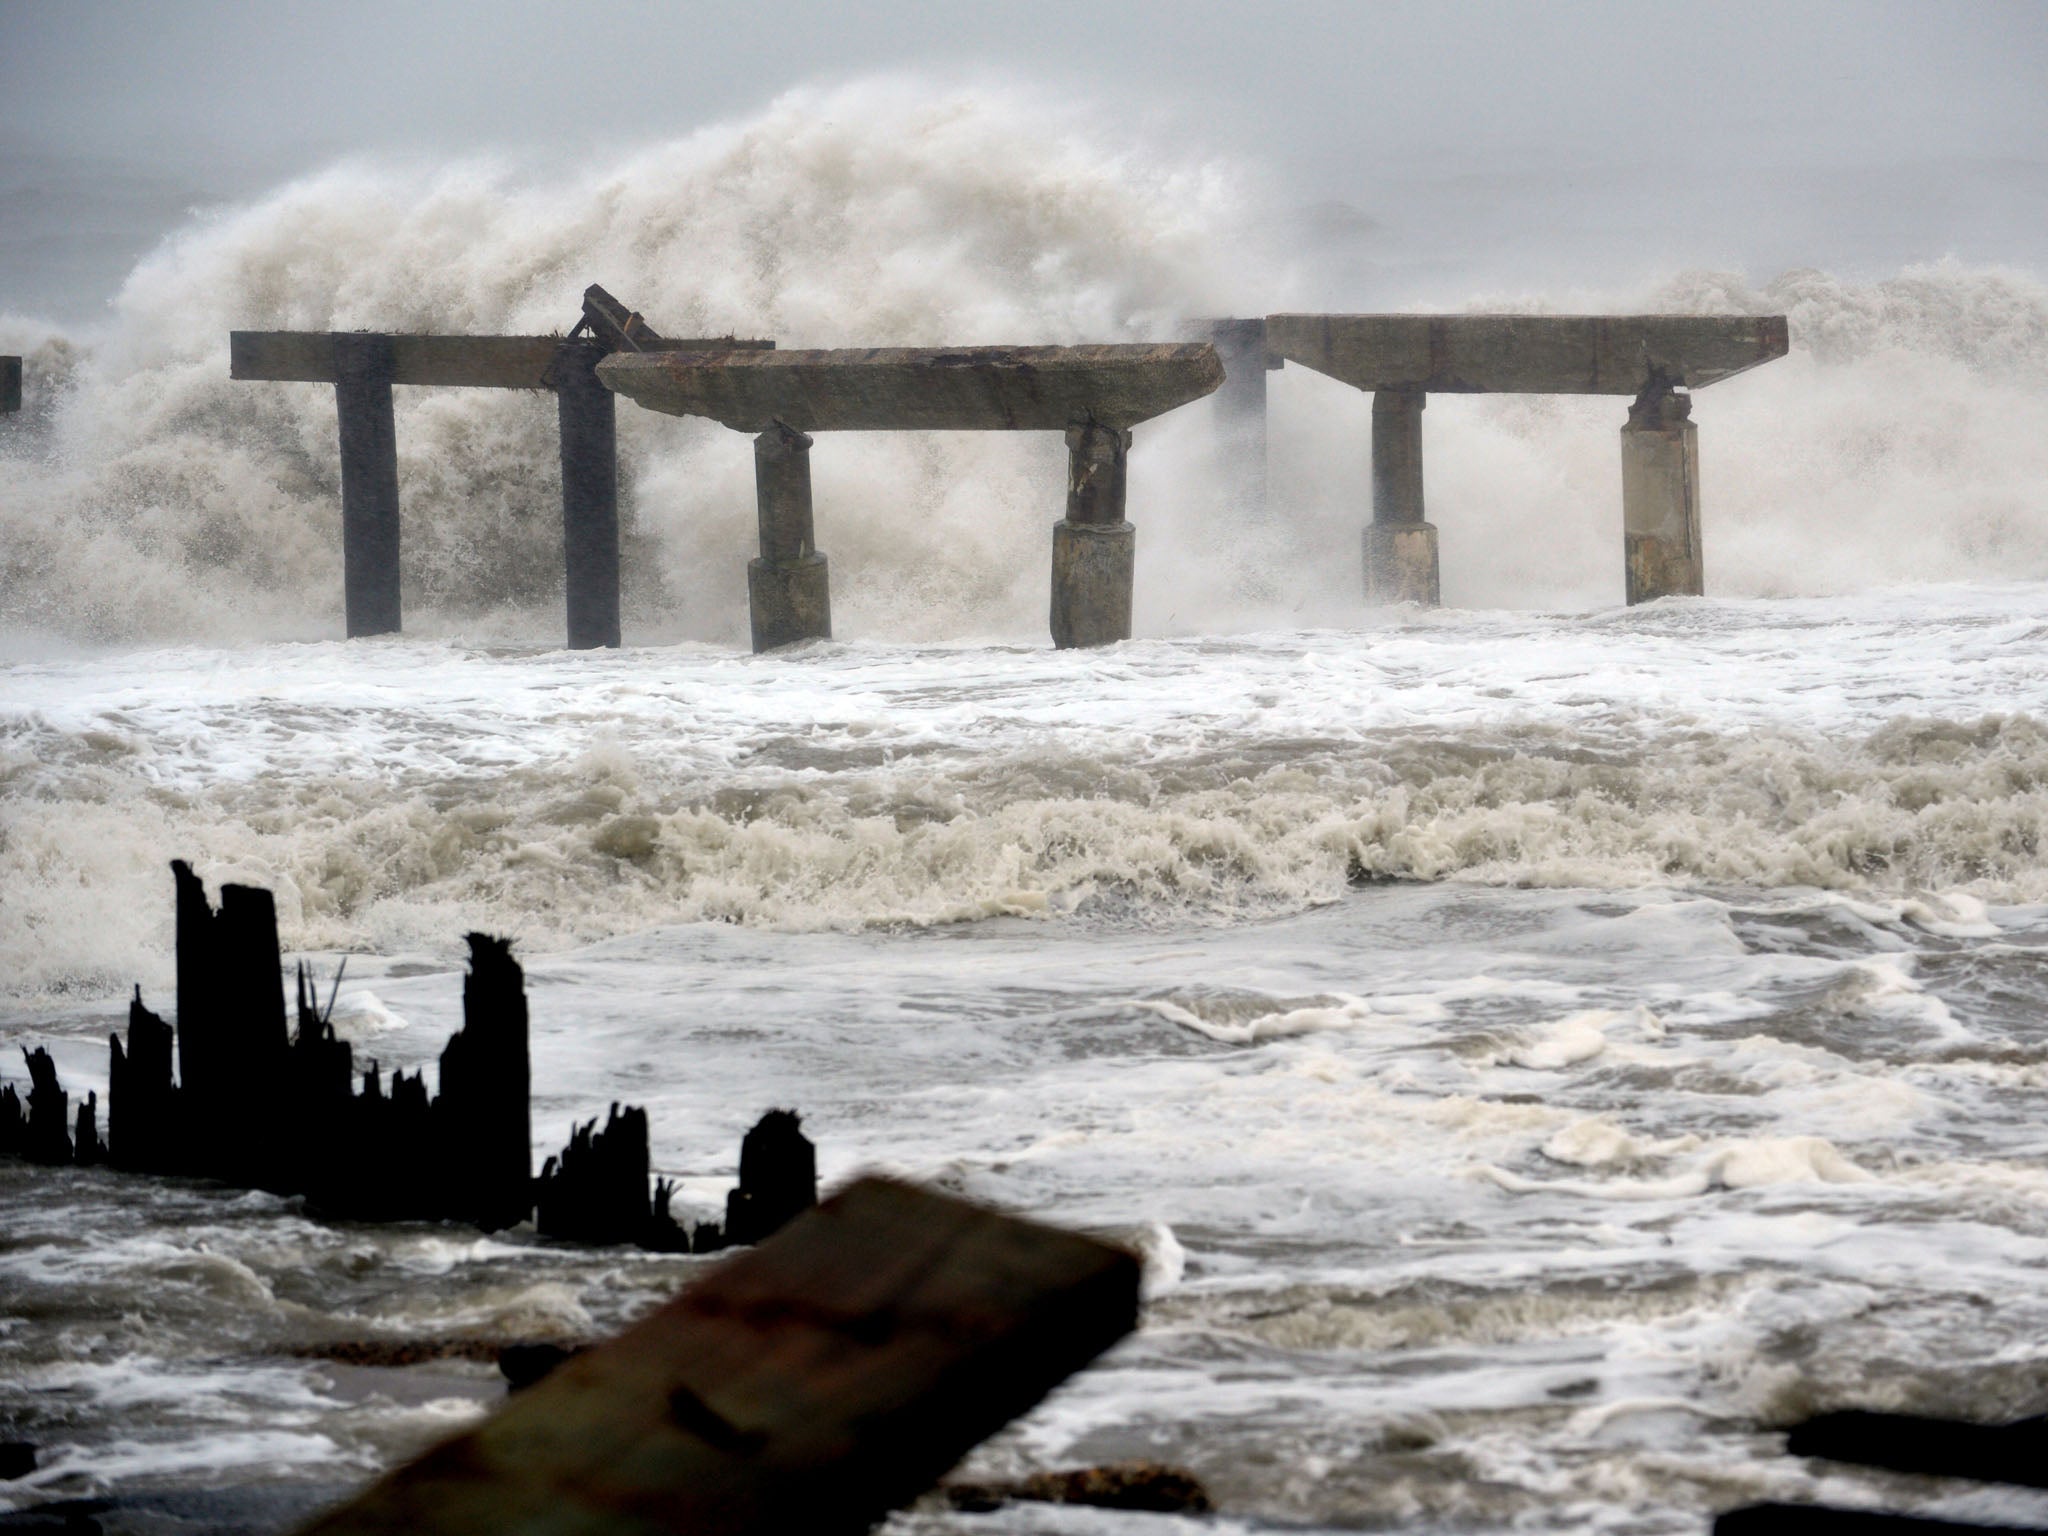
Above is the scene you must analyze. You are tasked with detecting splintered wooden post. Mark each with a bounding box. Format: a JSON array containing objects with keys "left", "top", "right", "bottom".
[
  {"left": 1366, "top": 388, "right": 1439, "bottom": 605},
  {"left": 723, "top": 1109, "right": 817, "bottom": 1245},
  {"left": 552, "top": 341, "right": 622, "bottom": 649},
  {"left": 333, "top": 333, "right": 403, "bottom": 636},
  {"left": 436, "top": 934, "right": 532, "bottom": 1231},
  {"left": 1050, "top": 418, "right": 1135, "bottom": 649},
  {"left": 295, "top": 1179, "right": 1139, "bottom": 1536},
  {"left": 747, "top": 422, "right": 830, "bottom": 652},
  {"left": 21, "top": 1048, "right": 71, "bottom": 1166}
]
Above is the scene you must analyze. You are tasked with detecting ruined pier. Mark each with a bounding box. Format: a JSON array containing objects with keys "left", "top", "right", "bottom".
[
  {"left": 230, "top": 288, "right": 771, "bottom": 646},
  {"left": 1220, "top": 313, "right": 1788, "bottom": 605},
  {"left": 597, "top": 343, "right": 1223, "bottom": 650}
]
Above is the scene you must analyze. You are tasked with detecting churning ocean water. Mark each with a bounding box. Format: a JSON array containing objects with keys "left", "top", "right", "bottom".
[{"left": 4, "top": 81, "right": 2048, "bottom": 1535}]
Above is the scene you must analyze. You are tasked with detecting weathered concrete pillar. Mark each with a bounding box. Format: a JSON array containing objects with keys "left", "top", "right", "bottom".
[
  {"left": 1621, "top": 383, "right": 1703, "bottom": 603},
  {"left": 1207, "top": 319, "right": 1268, "bottom": 517},
  {"left": 552, "top": 341, "right": 621, "bottom": 649},
  {"left": 332, "top": 333, "right": 402, "bottom": 637},
  {"left": 1365, "top": 388, "right": 1439, "bottom": 605},
  {"left": 748, "top": 422, "right": 830, "bottom": 651},
  {"left": 1051, "top": 419, "right": 1135, "bottom": 648}
]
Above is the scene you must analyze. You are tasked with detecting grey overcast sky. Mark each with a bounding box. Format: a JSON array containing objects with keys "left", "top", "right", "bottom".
[{"left": 4, "top": 0, "right": 2046, "bottom": 315}]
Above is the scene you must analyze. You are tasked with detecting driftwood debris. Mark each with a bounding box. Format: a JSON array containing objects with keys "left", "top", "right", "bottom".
[
  {"left": 1715, "top": 1408, "right": 2048, "bottom": 1534},
  {"left": 1718, "top": 1507, "right": 2042, "bottom": 1535},
  {"left": 1785, "top": 1408, "right": 2048, "bottom": 1489},
  {"left": 295, "top": 1177, "right": 1141, "bottom": 1536},
  {"left": 942, "top": 1461, "right": 1213, "bottom": 1514},
  {"left": 2, "top": 862, "right": 818, "bottom": 1255}
]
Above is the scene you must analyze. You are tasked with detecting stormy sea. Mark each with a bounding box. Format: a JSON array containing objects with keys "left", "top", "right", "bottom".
[{"left": 4, "top": 83, "right": 2048, "bottom": 1534}]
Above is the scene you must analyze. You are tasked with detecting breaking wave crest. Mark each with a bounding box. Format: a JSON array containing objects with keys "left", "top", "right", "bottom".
[{"left": 8, "top": 699, "right": 2045, "bottom": 1003}]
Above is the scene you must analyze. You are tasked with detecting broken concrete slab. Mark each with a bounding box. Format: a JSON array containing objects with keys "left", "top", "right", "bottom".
[
  {"left": 596, "top": 343, "right": 1223, "bottom": 432},
  {"left": 1264, "top": 313, "right": 1788, "bottom": 395}
]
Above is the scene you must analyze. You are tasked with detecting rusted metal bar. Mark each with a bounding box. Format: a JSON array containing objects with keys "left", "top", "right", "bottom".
[{"left": 294, "top": 1178, "right": 1140, "bottom": 1536}]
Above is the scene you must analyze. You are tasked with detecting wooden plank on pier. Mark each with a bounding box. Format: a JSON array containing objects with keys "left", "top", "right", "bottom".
[
  {"left": 294, "top": 1178, "right": 1141, "bottom": 1536},
  {"left": 1264, "top": 313, "right": 1790, "bottom": 394},
  {"left": 1, "top": 356, "right": 20, "bottom": 413},
  {"left": 230, "top": 333, "right": 773, "bottom": 389}
]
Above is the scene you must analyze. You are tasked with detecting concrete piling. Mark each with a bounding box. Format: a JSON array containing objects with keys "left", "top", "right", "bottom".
[
  {"left": 748, "top": 422, "right": 831, "bottom": 651},
  {"left": 552, "top": 341, "right": 622, "bottom": 649},
  {"left": 1366, "top": 388, "right": 1440, "bottom": 605},
  {"left": 1621, "top": 382, "right": 1703, "bottom": 603},
  {"left": 331, "top": 333, "right": 403, "bottom": 637},
  {"left": 1051, "top": 419, "right": 1136, "bottom": 649}
]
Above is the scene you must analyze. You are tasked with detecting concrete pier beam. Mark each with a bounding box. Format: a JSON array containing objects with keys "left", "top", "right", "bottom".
[
  {"left": 1621, "top": 383, "right": 1703, "bottom": 603},
  {"left": 596, "top": 344, "right": 1222, "bottom": 432},
  {"left": 1264, "top": 314, "right": 1789, "bottom": 396},
  {"left": 748, "top": 422, "right": 830, "bottom": 651},
  {"left": 599, "top": 343, "right": 1218, "bottom": 652},
  {"left": 332, "top": 333, "right": 402, "bottom": 637},
  {"left": 552, "top": 340, "right": 622, "bottom": 649},
  {"left": 1051, "top": 419, "right": 1135, "bottom": 649},
  {"left": 1, "top": 356, "right": 20, "bottom": 415},
  {"left": 1366, "top": 388, "right": 1440, "bottom": 605}
]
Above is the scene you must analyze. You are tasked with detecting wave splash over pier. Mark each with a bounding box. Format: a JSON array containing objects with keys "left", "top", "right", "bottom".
[{"left": 5, "top": 76, "right": 2048, "bottom": 1536}]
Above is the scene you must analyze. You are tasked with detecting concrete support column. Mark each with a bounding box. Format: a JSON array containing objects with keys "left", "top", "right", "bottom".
[
  {"left": 553, "top": 341, "right": 622, "bottom": 649},
  {"left": 747, "top": 422, "right": 830, "bottom": 652},
  {"left": 1207, "top": 319, "right": 1269, "bottom": 518},
  {"left": 1621, "top": 384, "right": 1703, "bottom": 603},
  {"left": 1365, "top": 387, "right": 1440, "bottom": 605},
  {"left": 1051, "top": 418, "right": 1135, "bottom": 649},
  {"left": 332, "top": 333, "right": 402, "bottom": 637}
]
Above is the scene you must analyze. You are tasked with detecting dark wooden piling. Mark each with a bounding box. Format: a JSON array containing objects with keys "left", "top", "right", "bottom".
[
  {"left": 536, "top": 1104, "right": 662, "bottom": 1247},
  {"left": 12, "top": 864, "right": 830, "bottom": 1266},
  {"left": 0, "top": 356, "right": 20, "bottom": 415},
  {"left": 434, "top": 934, "right": 532, "bottom": 1230},
  {"left": 21, "top": 1047, "right": 70, "bottom": 1166},
  {"left": 332, "top": 333, "right": 403, "bottom": 637},
  {"left": 110, "top": 987, "right": 177, "bottom": 1172},
  {"left": 296, "top": 1178, "right": 1141, "bottom": 1536},
  {"left": 73, "top": 1092, "right": 104, "bottom": 1166},
  {"left": 724, "top": 1108, "right": 817, "bottom": 1246},
  {"left": 552, "top": 340, "right": 623, "bottom": 649}
]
